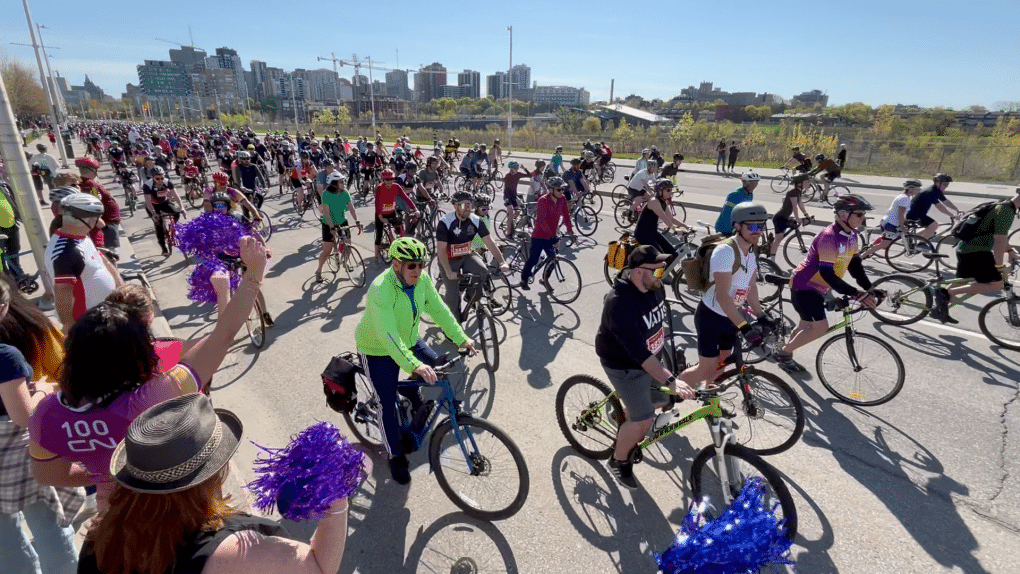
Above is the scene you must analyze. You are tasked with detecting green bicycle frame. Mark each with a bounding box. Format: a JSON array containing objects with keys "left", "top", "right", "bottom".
[{"left": 638, "top": 392, "right": 725, "bottom": 451}]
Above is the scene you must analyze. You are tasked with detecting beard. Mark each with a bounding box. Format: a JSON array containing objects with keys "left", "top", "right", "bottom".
[{"left": 648, "top": 278, "right": 664, "bottom": 291}]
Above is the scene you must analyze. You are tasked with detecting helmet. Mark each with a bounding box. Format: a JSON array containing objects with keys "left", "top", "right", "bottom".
[
  {"left": 405, "top": 162, "right": 417, "bottom": 171},
  {"left": 452, "top": 190, "right": 473, "bottom": 203},
  {"left": 473, "top": 194, "right": 491, "bottom": 207},
  {"left": 49, "top": 186, "right": 78, "bottom": 205},
  {"left": 507, "top": 161, "right": 520, "bottom": 169},
  {"left": 322, "top": 158, "right": 334, "bottom": 167},
  {"left": 212, "top": 172, "right": 230, "bottom": 184},
  {"left": 650, "top": 145, "right": 658, "bottom": 151},
  {"left": 209, "top": 191, "right": 232, "bottom": 205},
  {"left": 833, "top": 194, "right": 874, "bottom": 212},
  {"left": 654, "top": 179, "right": 675, "bottom": 193},
  {"left": 494, "top": 139, "right": 500, "bottom": 144},
  {"left": 731, "top": 202, "right": 770, "bottom": 224},
  {"left": 389, "top": 237, "right": 428, "bottom": 263},
  {"left": 791, "top": 173, "right": 811, "bottom": 184},
  {"left": 903, "top": 179, "right": 923, "bottom": 189},
  {"left": 933, "top": 173, "right": 953, "bottom": 183},
  {"left": 381, "top": 169, "right": 395, "bottom": 180},
  {"left": 145, "top": 155, "right": 157, "bottom": 162},
  {"left": 299, "top": 151, "right": 310, "bottom": 159},
  {"left": 247, "top": 144, "right": 256, "bottom": 150},
  {"left": 237, "top": 151, "right": 251, "bottom": 160},
  {"left": 61, "top": 193, "right": 104, "bottom": 219},
  {"left": 583, "top": 150, "right": 594, "bottom": 159},
  {"left": 740, "top": 170, "right": 761, "bottom": 182},
  {"left": 150, "top": 166, "right": 166, "bottom": 177},
  {"left": 547, "top": 176, "right": 568, "bottom": 189},
  {"left": 815, "top": 154, "right": 825, "bottom": 160},
  {"left": 325, "top": 172, "right": 345, "bottom": 187},
  {"left": 479, "top": 144, "right": 487, "bottom": 151},
  {"left": 555, "top": 146, "right": 563, "bottom": 152},
  {"left": 74, "top": 157, "right": 100, "bottom": 170},
  {"left": 640, "top": 148, "right": 650, "bottom": 154}
]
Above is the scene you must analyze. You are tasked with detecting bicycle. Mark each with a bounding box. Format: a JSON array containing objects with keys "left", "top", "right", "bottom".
[
  {"left": 870, "top": 253, "right": 1020, "bottom": 351},
  {"left": 0, "top": 235, "right": 40, "bottom": 294},
  {"left": 802, "top": 177, "right": 850, "bottom": 206},
  {"left": 770, "top": 167, "right": 792, "bottom": 193},
  {"left": 569, "top": 194, "right": 601, "bottom": 237},
  {"left": 457, "top": 271, "right": 510, "bottom": 371},
  {"left": 502, "top": 235, "right": 582, "bottom": 304},
  {"left": 880, "top": 219, "right": 960, "bottom": 273},
  {"left": 218, "top": 253, "right": 268, "bottom": 349},
  {"left": 341, "top": 351, "right": 530, "bottom": 520},
  {"left": 292, "top": 179, "right": 321, "bottom": 219},
  {"left": 613, "top": 192, "right": 688, "bottom": 230},
  {"left": 761, "top": 216, "right": 816, "bottom": 269},
  {"left": 115, "top": 165, "right": 139, "bottom": 216},
  {"left": 326, "top": 227, "right": 366, "bottom": 288},
  {"left": 184, "top": 179, "right": 204, "bottom": 209},
  {"left": 160, "top": 207, "right": 186, "bottom": 257},
  {"left": 491, "top": 199, "right": 536, "bottom": 242},
  {"left": 554, "top": 369, "right": 798, "bottom": 539}
]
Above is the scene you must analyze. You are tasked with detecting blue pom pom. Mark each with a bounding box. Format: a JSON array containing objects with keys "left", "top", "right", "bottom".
[
  {"left": 247, "top": 422, "right": 365, "bottom": 522},
  {"left": 654, "top": 478, "right": 794, "bottom": 574}
]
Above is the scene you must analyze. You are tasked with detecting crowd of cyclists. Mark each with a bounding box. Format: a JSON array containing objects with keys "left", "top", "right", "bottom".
[{"left": 4, "top": 117, "right": 1017, "bottom": 572}]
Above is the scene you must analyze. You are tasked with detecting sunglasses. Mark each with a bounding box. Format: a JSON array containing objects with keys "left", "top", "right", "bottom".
[
  {"left": 743, "top": 222, "right": 766, "bottom": 232},
  {"left": 212, "top": 202, "right": 229, "bottom": 210},
  {"left": 478, "top": 207, "right": 489, "bottom": 212},
  {"left": 852, "top": 211, "right": 868, "bottom": 218},
  {"left": 401, "top": 262, "right": 422, "bottom": 270}
]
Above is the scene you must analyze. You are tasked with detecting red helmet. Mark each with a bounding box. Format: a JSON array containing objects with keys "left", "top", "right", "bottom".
[
  {"left": 212, "top": 172, "right": 229, "bottom": 184},
  {"left": 74, "top": 156, "right": 100, "bottom": 170},
  {"left": 381, "top": 169, "right": 395, "bottom": 180}
]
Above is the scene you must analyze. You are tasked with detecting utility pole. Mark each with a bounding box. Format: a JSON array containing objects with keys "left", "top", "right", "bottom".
[
  {"left": 506, "top": 25, "right": 513, "bottom": 154},
  {"left": 37, "top": 26, "right": 65, "bottom": 123},
  {"left": 20, "top": 0, "right": 68, "bottom": 167}
]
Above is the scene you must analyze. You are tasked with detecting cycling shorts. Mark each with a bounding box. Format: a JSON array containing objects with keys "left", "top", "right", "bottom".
[
  {"left": 694, "top": 302, "right": 736, "bottom": 359},
  {"left": 459, "top": 167, "right": 472, "bottom": 178},
  {"left": 773, "top": 214, "right": 793, "bottom": 235},
  {"left": 791, "top": 288, "right": 827, "bottom": 322},
  {"left": 881, "top": 222, "right": 900, "bottom": 240},
  {"left": 956, "top": 250, "right": 1001, "bottom": 284},
  {"left": 321, "top": 221, "right": 350, "bottom": 243},
  {"left": 601, "top": 366, "right": 665, "bottom": 423},
  {"left": 627, "top": 187, "right": 645, "bottom": 200},
  {"left": 504, "top": 191, "right": 520, "bottom": 208}
]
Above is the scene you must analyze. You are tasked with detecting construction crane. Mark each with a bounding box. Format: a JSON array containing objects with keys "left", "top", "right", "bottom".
[{"left": 155, "top": 37, "right": 204, "bottom": 51}]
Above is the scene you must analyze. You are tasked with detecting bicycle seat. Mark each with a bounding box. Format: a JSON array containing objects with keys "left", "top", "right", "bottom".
[
  {"left": 763, "top": 273, "right": 790, "bottom": 286},
  {"left": 922, "top": 252, "right": 948, "bottom": 259}
]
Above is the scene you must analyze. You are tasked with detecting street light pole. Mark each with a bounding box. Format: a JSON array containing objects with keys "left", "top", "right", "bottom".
[
  {"left": 506, "top": 25, "right": 513, "bottom": 154},
  {"left": 21, "top": 0, "right": 68, "bottom": 167},
  {"left": 37, "top": 26, "right": 65, "bottom": 124}
]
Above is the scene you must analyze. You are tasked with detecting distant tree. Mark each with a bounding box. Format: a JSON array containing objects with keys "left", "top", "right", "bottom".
[
  {"left": 1, "top": 57, "right": 48, "bottom": 121},
  {"left": 966, "top": 105, "right": 989, "bottom": 114},
  {"left": 335, "top": 105, "right": 351, "bottom": 125},
  {"left": 744, "top": 105, "right": 771, "bottom": 122},
  {"left": 614, "top": 118, "right": 634, "bottom": 148},
  {"left": 312, "top": 109, "right": 337, "bottom": 126},
  {"left": 581, "top": 116, "right": 602, "bottom": 133},
  {"left": 992, "top": 101, "right": 1020, "bottom": 112}
]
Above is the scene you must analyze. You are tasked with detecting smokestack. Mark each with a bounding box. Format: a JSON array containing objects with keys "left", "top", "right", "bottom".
[{"left": 610, "top": 79, "right": 614, "bottom": 103}]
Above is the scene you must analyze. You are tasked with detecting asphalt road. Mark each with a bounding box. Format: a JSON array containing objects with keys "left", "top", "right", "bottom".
[{"left": 106, "top": 156, "right": 1019, "bottom": 574}]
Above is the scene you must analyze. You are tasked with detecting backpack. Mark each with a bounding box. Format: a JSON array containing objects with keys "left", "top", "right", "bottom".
[
  {"left": 951, "top": 200, "right": 1008, "bottom": 242},
  {"left": 681, "top": 235, "right": 744, "bottom": 293},
  {"left": 605, "top": 233, "right": 639, "bottom": 270},
  {"left": 321, "top": 351, "right": 363, "bottom": 414}
]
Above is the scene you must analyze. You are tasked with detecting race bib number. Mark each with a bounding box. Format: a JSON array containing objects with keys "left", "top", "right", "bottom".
[
  {"left": 646, "top": 326, "right": 665, "bottom": 355},
  {"left": 382, "top": 202, "right": 395, "bottom": 213},
  {"left": 156, "top": 190, "right": 168, "bottom": 199},
  {"left": 449, "top": 242, "right": 473, "bottom": 258},
  {"left": 734, "top": 288, "right": 748, "bottom": 305}
]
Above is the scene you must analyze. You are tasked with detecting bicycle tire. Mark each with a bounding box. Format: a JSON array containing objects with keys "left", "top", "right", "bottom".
[
  {"left": 755, "top": 257, "right": 785, "bottom": 305},
  {"left": 801, "top": 183, "right": 818, "bottom": 203},
  {"left": 670, "top": 264, "right": 700, "bottom": 313},
  {"left": 255, "top": 210, "right": 272, "bottom": 242},
  {"left": 123, "top": 185, "right": 135, "bottom": 217},
  {"left": 711, "top": 367, "right": 805, "bottom": 455},
  {"left": 611, "top": 184, "right": 629, "bottom": 204},
  {"left": 475, "top": 306, "right": 499, "bottom": 371},
  {"left": 292, "top": 189, "right": 307, "bottom": 217},
  {"left": 884, "top": 234, "right": 935, "bottom": 273},
  {"left": 869, "top": 274, "right": 930, "bottom": 325},
  {"left": 555, "top": 375, "right": 624, "bottom": 459},
  {"left": 935, "top": 235, "right": 959, "bottom": 270},
  {"left": 603, "top": 259, "right": 617, "bottom": 286},
  {"left": 573, "top": 205, "right": 599, "bottom": 237},
  {"left": 342, "top": 373, "right": 385, "bottom": 448},
  {"left": 543, "top": 257, "right": 582, "bottom": 304},
  {"left": 584, "top": 189, "right": 604, "bottom": 213},
  {"left": 187, "top": 186, "right": 202, "bottom": 208},
  {"left": 816, "top": 332, "right": 905, "bottom": 406},
  {"left": 978, "top": 296, "right": 1020, "bottom": 351},
  {"left": 824, "top": 184, "right": 850, "bottom": 206},
  {"left": 342, "top": 245, "right": 366, "bottom": 288},
  {"left": 781, "top": 230, "right": 817, "bottom": 269},
  {"left": 479, "top": 182, "right": 497, "bottom": 203},
  {"left": 163, "top": 219, "right": 175, "bottom": 256},
  {"left": 690, "top": 443, "right": 798, "bottom": 540},
  {"left": 429, "top": 416, "right": 529, "bottom": 521},
  {"left": 770, "top": 175, "right": 790, "bottom": 193},
  {"left": 613, "top": 199, "right": 636, "bottom": 229},
  {"left": 490, "top": 282, "right": 514, "bottom": 316},
  {"left": 492, "top": 209, "right": 510, "bottom": 241},
  {"left": 1009, "top": 227, "right": 1020, "bottom": 255},
  {"left": 247, "top": 301, "right": 266, "bottom": 348},
  {"left": 601, "top": 163, "right": 616, "bottom": 183}
]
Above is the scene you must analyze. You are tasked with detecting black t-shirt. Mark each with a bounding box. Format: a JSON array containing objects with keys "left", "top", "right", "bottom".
[
  {"left": 436, "top": 212, "right": 488, "bottom": 259},
  {"left": 775, "top": 187, "right": 800, "bottom": 219},
  {"left": 660, "top": 164, "right": 681, "bottom": 178},
  {"left": 595, "top": 277, "right": 667, "bottom": 370},
  {"left": 907, "top": 185, "right": 947, "bottom": 219},
  {"left": 143, "top": 181, "right": 176, "bottom": 205},
  {"left": 0, "top": 344, "right": 34, "bottom": 416}
]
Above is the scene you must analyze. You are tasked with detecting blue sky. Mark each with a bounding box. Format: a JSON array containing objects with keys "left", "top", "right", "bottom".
[{"left": 2, "top": 0, "right": 1017, "bottom": 109}]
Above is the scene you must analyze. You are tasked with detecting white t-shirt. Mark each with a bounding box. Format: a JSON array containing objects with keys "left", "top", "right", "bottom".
[
  {"left": 881, "top": 193, "right": 912, "bottom": 228},
  {"left": 702, "top": 242, "right": 758, "bottom": 316},
  {"left": 628, "top": 169, "right": 655, "bottom": 192}
]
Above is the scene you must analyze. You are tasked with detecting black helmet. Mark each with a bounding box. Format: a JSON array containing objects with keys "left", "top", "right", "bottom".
[
  {"left": 903, "top": 179, "right": 923, "bottom": 189},
  {"left": 209, "top": 191, "right": 232, "bottom": 205},
  {"left": 833, "top": 194, "right": 874, "bottom": 212},
  {"left": 815, "top": 154, "right": 826, "bottom": 160},
  {"left": 150, "top": 166, "right": 166, "bottom": 177},
  {"left": 731, "top": 202, "right": 769, "bottom": 224},
  {"left": 933, "top": 173, "right": 953, "bottom": 183},
  {"left": 473, "top": 194, "right": 491, "bottom": 207},
  {"left": 299, "top": 151, "right": 310, "bottom": 159},
  {"left": 547, "top": 176, "right": 568, "bottom": 189},
  {"left": 452, "top": 190, "right": 473, "bottom": 203}
]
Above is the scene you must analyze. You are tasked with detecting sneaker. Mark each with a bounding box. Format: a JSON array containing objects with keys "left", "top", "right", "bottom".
[
  {"left": 518, "top": 280, "right": 530, "bottom": 291},
  {"left": 161, "top": 248, "right": 170, "bottom": 256},
  {"left": 314, "top": 273, "right": 325, "bottom": 283},
  {"left": 916, "top": 243, "right": 933, "bottom": 253},
  {"left": 773, "top": 351, "right": 806, "bottom": 373},
  {"left": 933, "top": 288, "right": 958, "bottom": 324},
  {"left": 388, "top": 455, "right": 411, "bottom": 485},
  {"left": 262, "top": 312, "right": 274, "bottom": 328},
  {"left": 412, "top": 400, "right": 435, "bottom": 433},
  {"left": 607, "top": 457, "right": 639, "bottom": 490},
  {"left": 39, "top": 199, "right": 48, "bottom": 206}
]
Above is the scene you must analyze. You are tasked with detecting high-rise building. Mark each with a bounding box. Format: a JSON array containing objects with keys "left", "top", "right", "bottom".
[
  {"left": 385, "top": 70, "right": 411, "bottom": 100},
  {"left": 214, "top": 47, "right": 247, "bottom": 100},
  {"left": 509, "top": 64, "right": 530, "bottom": 94},
  {"left": 250, "top": 60, "right": 268, "bottom": 100},
  {"left": 265, "top": 67, "right": 284, "bottom": 98},
  {"left": 414, "top": 62, "right": 447, "bottom": 103},
  {"left": 533, "top": 85, "right": 590, "bottom": 106},
  {"left": 137, "top": 60, "right": 190, "bottom": 96},
  {"left": 457, "top": 70, "right": 481, "bottom": 99},
  {"left": 169, "top": 46, "right": 207, "bottom": 70},
  {"left": 486, "top": 72, "right": 506, "bottom": 99}
]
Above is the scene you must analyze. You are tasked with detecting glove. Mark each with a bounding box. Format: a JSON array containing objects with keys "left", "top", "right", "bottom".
[
  {"left": 869, "top": 288, "right": 886, "bottom": 302},
  {"left": 739, "top": 322, "right": 764, "bottom": 349},
  {"left": 755, "top": 315, "right": 778, "bottom": 334}
]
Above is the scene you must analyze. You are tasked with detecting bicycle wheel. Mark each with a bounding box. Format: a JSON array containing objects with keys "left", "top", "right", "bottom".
[
  {"left": 489, "top": 282, "right": 514, "bottom": 317},
  {"left": 479, "top": 183, "right": 497, "bottom": 203},
  {"left": 690, "top": 443, "right": 797, "bottom": 540},
  {"left": 601, "top": 163, "right": 616, "bottom": 183},
  {"left": 824, "top": 184, "right": 850, "bottom": 206},
  {"left": 869, "top": 274, "right": 930, "bottom": 325},
  {"left": 935, "top": 235, "right": 959, "bottom": 270},
  {"left": 573, "top": 205, "right": 599, "bottom": 237},
  {"left": 978, "top": 296, "right": 1020, "bottom": 351},
  {"left": 491, "top": 209, "right": 510, "bottom": 241},
  {"left": 884, "top": 234, "right": 935, "bottom": 273},
  {"left": 341, "top": 373, "right": 385, "bottom": 447},
  {"left": 603, "top": 259, "right": 617, "bottom": 286},
  {"left": 543, "top": 257, "right": 582, "bottom": 304},
  {"left": 123, "top": 186, "right": 135, "bottom": 217},
  {"left": 770, "top": 175, "right": 790, "bottom": 193},
  {"left": 584, "top": 189, "right": 604, "bottom": 212},
  {"left": 292, "top": 189, "right": 307, "bottom": 217},
  {"left": 816, "top": 332, "right": 905, "bottom": 406},
  {"left": 1010, "top": 227, "right": 1020, "bottom": 255},
  {"left": 712, "top": 367, "right": 805, "bottom": 455},
  {"left": 801, "top": 184, "right": 818, "bottom": 203},
  {"left": 186, "top": 186, "right": 202, "bottom": 208},
  {"left": 781, "top": 230, "right": 817, "bottom": 269},
  {"left": 342, "top": 245, "right": 366, "bottom": 288},
  {"left": 474, "top": 306, "right": 499, "bottom": 371},
  {"left": 555, "top": 375, "right": 624, "bottom": 459},
  {"left": 246, "top": 301, "right": 266, "bottom": 348},
  {"left": 429, "top": 416, "right": 529, "bottom": 520},
  {"left": 255, "top": 210, "right": 273, "bottom": 242},
  {"left": 670, "top": 264, "right": 701, "bottom": 313},
  {"left": 611, "top": 184, "right": 629, "bottom": 204},
  {"left": 613, "top": 200, "right": 636, "bottom": 228},
  {"left": 163, "top": 219, "right": 175, "bottom": 256},
  {"left": 671, "top": 202, "right": 687, "bottom": 224}
]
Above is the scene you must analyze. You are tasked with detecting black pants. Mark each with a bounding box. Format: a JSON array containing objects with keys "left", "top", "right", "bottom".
[{"left": 152, "top": 203, "right": 181, "bottom": 251}]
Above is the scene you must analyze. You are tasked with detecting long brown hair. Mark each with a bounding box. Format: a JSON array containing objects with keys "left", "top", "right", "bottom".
[
  {"left": 88, "top": 469, "right": 237, "bottom": 574},
  {"left": 0, "top": 275, "right": 53, "bottom": 367}
]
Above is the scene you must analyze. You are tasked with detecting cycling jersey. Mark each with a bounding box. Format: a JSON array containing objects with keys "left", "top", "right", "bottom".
[
  {"left": 436, "top": 212, "right": 489, "bottom": 260},
  {"left": 563, "top": 168, "right": 585, "bottom": 193},
  {"left": 628, "top": 169, "right": 655, "bottom": 193},
  {"left": 182, "top": 166, "right": 199, "bottom": 179},
  {"left": 236, "top": 164, "right": 262, "bottom": 190},
  {"left": 375, "top": 182, "right": 414, "bottom": 217},
  {"left": 321, "top": 189, "right": 352, "bottom": 226},
  {"left": 44, "top": 231, "right": 117, "bottom": 321},
  {"left": 503, "top": 171, "right": 527, "bottom": 202},
  {"left": 906, "top": 185, "right": 947, "bottom": 220},
  {"left": 714, "top": 187, "right": 754, "bottom": 235},
  {"left": 143, "top": 181, "right": 176, "bottom": 205},
  {"left": 361, "top": 151, "right": 381, "bottom": 169},
  {"left": 790, "top": 223, "right": 859, "bottom": 294},
  {"left": 881, "top": 193, "right": 912, "bottom": 228},
  {"left": 290, "top": 163, "right": 313, "bottom": 181}
]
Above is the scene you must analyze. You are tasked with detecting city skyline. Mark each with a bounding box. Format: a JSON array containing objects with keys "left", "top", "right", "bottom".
[{"left": 2, "top": 0, "right": 1016, "bottom": 110}]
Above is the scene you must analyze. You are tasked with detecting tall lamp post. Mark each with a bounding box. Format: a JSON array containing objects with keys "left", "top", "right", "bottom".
[{"left": 506, "top": 25, "right": 512, "bottom": 154}]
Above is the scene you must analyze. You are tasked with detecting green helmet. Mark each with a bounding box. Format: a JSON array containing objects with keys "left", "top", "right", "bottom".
[{"left": 389, "top": 237, "right": 428, "bottom": 262}]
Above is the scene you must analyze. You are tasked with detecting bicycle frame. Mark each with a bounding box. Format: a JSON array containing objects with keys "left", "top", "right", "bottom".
[{"left": 639, "top": 393, "right": 727, "bottom": 451}]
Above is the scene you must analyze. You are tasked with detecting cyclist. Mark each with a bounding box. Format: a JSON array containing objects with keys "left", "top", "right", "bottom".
[
  {"left": 626, "top": 158, "right": 659, "bottom": 215},
  {"left": 207, "top": 192, "right": 274, "bottom": 327},
  {"left": 470, "top": 195, "right": 493, "bottom": 254},
  {"left": 203, "top": 172, "right": 261, "bottom": 225},
  {"left": 488, "top": 139, "right": 502, "bottom": 175},
  {"left": 142, "top": 167, "right": 185, "bottom": 256},
  {"left": 354, "top": 237, "right": 476, "bottom": 484},
  {"left": 374, "top": 169, "right": 417, "bottom": 263},
  {"left": 678, "top": 203, "right": 774, "bottom": 389},
  {"left": 444, "top": 139, "right": 457, "bottom": 164},
  {"left": 76, "top": 156, "right": 117, "bottom": 249},
  {"left": 935, "top": 188, "right": 1020, "bottom": 324},
  {"left": 502, "top": 161, "right": 528, "bottom": 237},
  {"left": 344, "top": 147, "right": 363, "bottom": 189},
  {"left": 595, "top": 245, "right": 697, "bottom": 490},
  {"left": 530, "top": 160, "right": 549, "bottom": 199},
  {"left": 419, "top": 157, "right": 443, "bottom": 200},
  {"left": 659, "top": 153, "right": 684, "bottom": 183},
  {"left": 714, "top": 171, "right": 761, "bottom": 235},
  {"left": 860, "top": 179, "right": 921, "bottom": 260},
  {"left": 633, "top": 179, "right": 689, "bottom": 260},
  {"left": 596, "top": 141, "right": 613, "bottom": 179},
  {"left": 649, "top": 146, "right": 664, "bottom": 168},
  {"left": 436, "top": 191, "right": 509, "bottom": 322},
  {"left": 458, "top": 148, "right": 479, "bottom": 186},
  {"left": 775, "top": 195, "right": 879, "bottom": 373},
  {"left": 783, "top": 146, "right": 812, "bottom": 174},
  {"left": 276, "top": 142, "right": 295, "bottom": 189},
  {"left": 632, "top": 148, "right": 651, "bottom": 177},
  {"left": 361, "top": 142, "right": 383, "bottom": 189},
  {"left": 519, "top": 177, "right": 575, "bottom": 290},
  {"left": 808, "top": 154, "right": 843, "bottom": 202},
  {"left": 768, "top": 173, "right": 814, "bottom": 259},
  {"left": 233, "top": 151, "right": 266, "bottom": 200},
  {"left": 905, "top": 173, "right": 962, "bottom": 240},
  {"left": 181, "top": 158, "right": 200, "bottom": 192},
  {"left": 290, "top": 151, "right": 319, "bottom": 209},
  {"left": 314, "top": 172, "right": 362, "bottom": 284},
  {"left": 578, "top": 150, "right": 597, "bottom": 181}
]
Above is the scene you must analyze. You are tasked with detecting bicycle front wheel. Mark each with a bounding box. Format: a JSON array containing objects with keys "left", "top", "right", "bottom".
[
  {"left": 712, "top": 367, "right": 805, "bottom": 455},
  {"left": 555, "top": 375, "right": 623, "bottom": 459},
  {"left": 869, "top": 274, "right": 930, "bottom": 325},
  {"left": 670, "top": 264, "right": 701, "bottom": 313},
  {"left": 782, "top": 230, "right": 817, "bottom": 269},
  {"left": 187, "top": 187, "right": 202, "bottom": 208},
  {"left": 817, "top": 332, "right": 905, "bottom": 406},
  {"left": 824, "top": 184, "right": 850, "bottom": 206},
  {"left": 292, "top": 189, "right": 307, "bottom": 217},
  {"left": 672, "top": 202, "right": 688, "bottom": 223},
  {"left": 690, "top": 443, "right": 797, "bottom": 540},
  {"left": 611, "top": 184, "right": 629, "bottom": 204},
  {"left": 770, "top": 175, "right": 790, "bottom": 193},
  {"left": 247, "top": 302, "right": 266, "bottom": 348},
  {"left": 476, "top": 306, "right": 499, "bottom": 372},
  {"left": 255, "top": 210, "right": 273, "bottom": 242},
  {"left": 573, "top": 205, "right": 599, "bottom": 236},
  {"left": 543, "top": 257, "right": 582, "bottom": 304},
  {"left": 342, "top": 245, "right": 366, "bottom": 288},
  {"left": 584, "top": 190, "right": 604, "bottom": 213},
  {"left": 429, "top": 416, "right": 529, "bottom": 521},
  {"left": 613, "top": 199, "right": 636, "bottom": 228},
  {"left": 492, "top": 209, "right": 510, "bottom": 241},
  {"left": 885, "top": 235, "right": 935, "bottom": 273},
  {"left": 935, "top": 235, "right": 959, "bottom": 270},
  {"left": 978, "top": 296, "right": 1020, "bottom": 351}
]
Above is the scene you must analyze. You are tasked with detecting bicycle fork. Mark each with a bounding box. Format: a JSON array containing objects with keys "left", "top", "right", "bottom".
[{"left": 707, "top": 418, "right": 742, "bottom": 502}]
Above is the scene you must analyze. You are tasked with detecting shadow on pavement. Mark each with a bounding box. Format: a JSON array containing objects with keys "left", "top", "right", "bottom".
[{"left": 403, "top": 512, "right": 519, "bottom": 573}]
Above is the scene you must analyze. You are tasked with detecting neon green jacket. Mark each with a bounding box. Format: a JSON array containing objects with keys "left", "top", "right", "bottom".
[{"left": 355, "top": 267, "right": 468, "bottom": 373}]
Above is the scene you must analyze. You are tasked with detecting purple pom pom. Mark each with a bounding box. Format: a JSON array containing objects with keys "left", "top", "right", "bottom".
[
  {"left": 247, "top": 421, "right": 365, "bottom": 522},
  {"left": 176, "top": 213, "right": 253, "bottom": 259},
  {"left": 654, "top": 477, "right": 794, "bottom": 573},
  {"left": 186, "top": 258, "right": 240, "bottom": 305}
]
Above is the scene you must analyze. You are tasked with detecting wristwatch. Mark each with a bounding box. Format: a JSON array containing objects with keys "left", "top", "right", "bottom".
[{"left": 666, "top": 375, "right": 678, "bottom": 387}]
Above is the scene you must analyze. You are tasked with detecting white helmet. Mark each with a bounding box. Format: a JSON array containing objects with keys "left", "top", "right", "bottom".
[
  {"left": 741, "top": 170, "right": 761, "bottom": 182},
  {"left": 61, "top": 193, "right": 104, "bottom": 218},
  {"left": 325, "top": 172, "right": 345, "bottom": 187}
]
